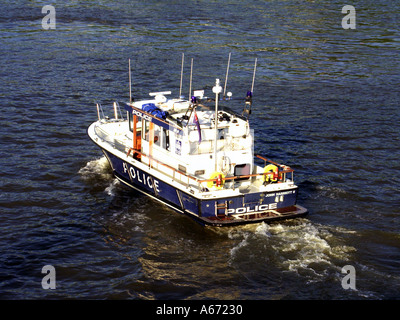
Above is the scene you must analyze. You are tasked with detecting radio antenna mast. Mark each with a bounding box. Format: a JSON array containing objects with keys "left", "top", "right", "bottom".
[
  {"left": 223, "top": 52, "right": 231, "bottom": 99},
  {"left": 251, "top": 57, "right": 257, "bottom": 94},
  {"left": 179, "top": 53, "right": 184, "bottom": 98},
  {"left": 242, "top": 58, "right": 257, "bottom": 119},
  {"left": 129, "top": 59, "right": 132, "bottom": 103},
  {"left": 189, "top": 58, "right": 193, "bottom": 99}
]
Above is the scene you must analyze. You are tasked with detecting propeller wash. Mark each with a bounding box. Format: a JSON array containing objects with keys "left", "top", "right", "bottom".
[{"left": 87, "top": 55, "right": 307, "bottom": 226}]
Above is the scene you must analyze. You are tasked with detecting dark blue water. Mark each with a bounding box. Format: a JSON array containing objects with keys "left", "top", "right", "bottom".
[{"left": 1, "top": 1, "right": 399, "bottom": 300}]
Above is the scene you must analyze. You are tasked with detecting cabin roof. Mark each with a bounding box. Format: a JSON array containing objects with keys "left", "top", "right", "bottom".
[{"left": 125, "top": 95, "right": 248, "bottom": 133}]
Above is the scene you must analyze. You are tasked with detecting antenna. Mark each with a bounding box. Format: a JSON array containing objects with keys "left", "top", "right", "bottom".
[
  {"left": 129, "top": 59, "right": 132, "bottom": 103},
  {"left": 223, "top": 52, "right": 231, "bottom": 99},
  {"left": 189, "top": 58, "right": 193, "bottom": 99},
  {"left": 242, "top": 58, "right": 257, "bottom": 119},
  {"left": 251, "top": 57, "right": 257, "bottom": 93},
  {"left": 179, "top": 53, "right": 184, "bottom": 98},
  {"left": 212, "top": 79, "right": 222, "bottom": 171}
]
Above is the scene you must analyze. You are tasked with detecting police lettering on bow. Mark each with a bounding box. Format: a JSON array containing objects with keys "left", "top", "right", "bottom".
[{"left": 123, "top": 163, "right": 160, "bottom": 192}]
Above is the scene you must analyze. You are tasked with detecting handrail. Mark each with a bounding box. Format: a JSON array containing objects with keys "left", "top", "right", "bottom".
[
  {"left": 199, "top": 156, "right": 294, "bottom": 185},
  {"left": 96, "top": 102, "right": 124, "bottom": 121},
  {"left": 126, "top": 148, "right": 200, "bottom": 187},
  {"left": 255, "top": 154, "right": 286, "bottom": 167},
  {"left": 198, "top": 169, "right": 294, "bottom": 184},
  {"left": 114, "top": 101, "right": 124, "bottom": 120},
  {"left": 126, "top": 148, "right": 294, "bottom": 191},
  {"left": 96, "top": 103, "right": 106, "bottom": 120}
]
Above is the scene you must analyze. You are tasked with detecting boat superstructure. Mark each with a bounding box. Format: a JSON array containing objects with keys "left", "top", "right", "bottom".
[{"left": 87, "top": 57, "right": 307, "bottom": 226}]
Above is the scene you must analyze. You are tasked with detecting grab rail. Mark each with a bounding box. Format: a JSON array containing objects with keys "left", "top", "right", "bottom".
[
  {"left": 113, "top": 102, "right": 124, "bottom": 120},
  {"left": 96, "top": 102, "right": 124, "bottom": 121},
  {"left": 127, "top": 148, "right": 200, "bottom": 189},
  {"left": 126, "top": 149, "right": 294, "bottom": 192},
  {"left": 96, "top": 103, "right": 106, "bottom": 120}
]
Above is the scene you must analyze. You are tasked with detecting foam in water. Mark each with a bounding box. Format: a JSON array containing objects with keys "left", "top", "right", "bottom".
[
  {"left": 78, "top": 156, "right": 112, "bottom": 180},
  {"left": 79, "top": 156, "right": 119, "bottom": 196},
  {"left": 229, "top": 221, "right": 357, "bottom": 282},
  {"left": 105, "top": 179, "right": 120, "bottom": 196}
]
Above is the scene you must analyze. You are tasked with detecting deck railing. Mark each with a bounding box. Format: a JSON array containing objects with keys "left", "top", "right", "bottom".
[
  {"left": 96, "top": 102, "right": 124, "bottom": 121},
  {"left": 198, "top": 155, "right": 294, "bottom": 187},
  {"left": 126, "top": 148, "right": 294, "bottom": 192},
  {"left": 127, "top": 148, "right": 200, "bottom": 189}
]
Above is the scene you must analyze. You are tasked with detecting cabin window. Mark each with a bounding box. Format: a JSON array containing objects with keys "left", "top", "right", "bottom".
[
  {"left": 154, "top": 124, "right": 161, "bottom": 147},
  {"left": 128, "top": 112, "right": 133, "bottom": 132},
  {"left": 234, "top": 164, "right": 250, "bottom": 177},
  {"left": 142, "top": 119, "right": 150, "bottom": 141},
  {"left": 162, "top": 128, "right": 170, "bottom": 151}
]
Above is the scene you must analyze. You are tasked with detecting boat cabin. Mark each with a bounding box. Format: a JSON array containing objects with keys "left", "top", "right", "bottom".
[{"left": 124, "top": 91, "right": 254, "bottom": 187}]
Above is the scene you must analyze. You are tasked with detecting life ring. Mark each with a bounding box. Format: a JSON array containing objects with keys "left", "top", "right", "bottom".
[
  {"left": 207, "top": 172, "right": 225, "bottom": 189},
  {"left": 263, "top": 164, "right": 279, "bottom": 183}
]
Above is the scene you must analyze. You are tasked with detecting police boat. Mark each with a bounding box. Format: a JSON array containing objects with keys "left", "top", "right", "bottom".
[{"left": 87, "top": 56, "right": 307, "bottom": 226}]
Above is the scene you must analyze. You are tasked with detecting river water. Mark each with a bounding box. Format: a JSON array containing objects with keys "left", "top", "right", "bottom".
[{"left": 1, "top": 0, "right": 399, "bottom": 300}]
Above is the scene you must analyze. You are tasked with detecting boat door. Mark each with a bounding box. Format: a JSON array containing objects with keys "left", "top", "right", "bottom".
[
  {"left": 141, "top": 119, "right": 154, "bottom": 163},
  {"left": 128, "top": 114, "right": 142, "bottom": 160},
  {"left": 132, "top": 115, "right": 141, "bottom": 151}
]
